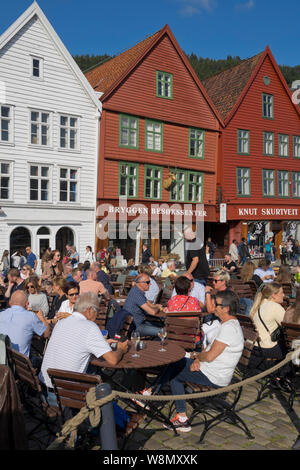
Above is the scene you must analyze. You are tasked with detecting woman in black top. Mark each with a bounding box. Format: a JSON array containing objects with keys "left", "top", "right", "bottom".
[{"left": 48, "top": 277, "right": 67, "bottom": 319}]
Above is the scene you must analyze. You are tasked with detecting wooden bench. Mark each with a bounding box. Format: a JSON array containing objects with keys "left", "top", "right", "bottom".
[
  {"left": 165, "top": 316, "right": 200, "bottom": 352},
  {"left": 281, "top": 321, "right": 300, "bottom": 409},
  {"left": 185, "top": 327, "right": 258, "bottom": 442}
]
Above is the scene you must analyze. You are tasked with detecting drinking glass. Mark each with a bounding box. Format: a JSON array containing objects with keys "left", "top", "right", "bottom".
[
  {"left": 131, "top": 331, "right": 140, "bottom": 357},
  {"left": 158, "top": 327, "right": 167, "bottom": 352}
]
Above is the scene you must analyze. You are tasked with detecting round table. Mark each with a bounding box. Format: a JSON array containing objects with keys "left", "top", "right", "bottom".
[{"left": 90, "top": 340, "right": 186, "bottom": 369}]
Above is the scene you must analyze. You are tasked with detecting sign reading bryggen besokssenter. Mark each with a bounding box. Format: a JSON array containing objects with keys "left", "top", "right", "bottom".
[{"left": 228, "top": 205, "right": 300, "bottom": 219}]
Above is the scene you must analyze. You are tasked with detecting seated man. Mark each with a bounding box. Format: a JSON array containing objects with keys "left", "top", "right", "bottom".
[
  {"left": 161, "top": 260, "right": 178, "bottom": 279},
  {"left": 222, "top": 254, "right": 238, "bottom": 275},
  {"left": 254, "top": 259, "right": 275, "bottom": 284},
  {"left": 4, "top": 268, "right": 25, "bottom": 300},
  {"left": 122, "top": 273, "right": 163, "bottom": 337},
  {"left": 91, "top": 262, "right": 114, "bottom": 295},
  {"left": 39, "top": 292, "right": 128, "bottom": 405},
  {"left": 138, "top": 264, "right": 159, "bottom": 303},
  {"left": 79, "top": 268, "right": 109, "bottom": 299},
  {"left": 0, "top": 290, "right": 50, "bottom": 357},
  {"left": 139, "top": 290, "right": 244, "bottom": 432}
]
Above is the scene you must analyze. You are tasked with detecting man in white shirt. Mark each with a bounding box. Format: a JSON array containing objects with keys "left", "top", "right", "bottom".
[
  {"left": 39, "top": 292, "right": 128, "bottom": 404},
  {"left": 229, "top": 240, "right": 239, "bottom": 264}
]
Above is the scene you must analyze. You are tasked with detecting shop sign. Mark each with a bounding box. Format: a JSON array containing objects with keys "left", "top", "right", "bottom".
[
  {"left": 237, "top": 207, "right": 299, "bottom": 217},
  {"left": 220, "top": 203, "right": 227, "bottom": 223}
]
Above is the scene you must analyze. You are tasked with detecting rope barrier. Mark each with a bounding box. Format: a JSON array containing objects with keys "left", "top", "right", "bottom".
[{"left": 47, "top": 347, "right": 300, "bottom": 450}]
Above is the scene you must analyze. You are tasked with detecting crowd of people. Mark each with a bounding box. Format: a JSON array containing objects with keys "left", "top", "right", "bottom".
[{"left": 0, "top": 228, "right": 300, "bottom": 435}]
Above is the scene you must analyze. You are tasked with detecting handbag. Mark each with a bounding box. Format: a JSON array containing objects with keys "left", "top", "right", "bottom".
[{"left": 258, "top": 308, "right": 283, "bottom": 343}]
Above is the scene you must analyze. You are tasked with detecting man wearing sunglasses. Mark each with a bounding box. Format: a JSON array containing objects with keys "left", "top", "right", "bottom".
[{"left": 122, "top": 274, "right": 163, "bottom": 337}]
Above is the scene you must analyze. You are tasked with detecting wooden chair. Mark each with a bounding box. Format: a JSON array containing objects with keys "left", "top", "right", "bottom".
[
  {"left": 120, "top": 315, "right": 134, "bottom": 338},
  {"left": 230, "top": 283, "right": 254, "bottom": 299},
  {"left": 165, "top": 316, "right": 200, "bottom": 352},
  {"left": 6, "top": 347, "right": 59, "bottom": 446},
  {"left": 281, "top": 283, "right": 293, "bottom": 298},
  {"left": 245, "top": 280, "right": 259, "bottom": 297},
  {"left": 281, "top": 322, "right": 300, "bottom": 409},
  {"left": 185, "top": 327, "right": 258, "bottom": 443},
  {"left": 158, "top": 287, "right": 172, "bottom": 307}
]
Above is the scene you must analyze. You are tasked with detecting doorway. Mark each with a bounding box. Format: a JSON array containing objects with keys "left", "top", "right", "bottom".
[{"left": 55, "top": 227, "right": 74, "bottom": 256}]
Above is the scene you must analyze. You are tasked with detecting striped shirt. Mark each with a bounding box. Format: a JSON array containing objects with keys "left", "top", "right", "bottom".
[{"left": 39, "top": 311, "right": 111, "bottom": 387}]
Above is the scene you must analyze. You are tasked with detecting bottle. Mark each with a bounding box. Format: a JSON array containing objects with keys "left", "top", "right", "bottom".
[{"left": 111, "top": 334, "right": 120, "bottom": 350}]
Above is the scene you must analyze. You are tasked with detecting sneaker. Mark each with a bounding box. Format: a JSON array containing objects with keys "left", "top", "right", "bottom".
[
  {"left": 163, "top": 414, "right": 191, "bottom": 433},
  {"left": 131, "top": 388, "right": 151, "bottom": 410}
]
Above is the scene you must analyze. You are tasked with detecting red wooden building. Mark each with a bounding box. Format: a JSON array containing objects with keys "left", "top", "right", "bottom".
[
  {"left": 85, "top": 25, "right": 222, "bottom": 261},
  {"left": 203, "top": 46, "right": 300, "bottom": 254}
]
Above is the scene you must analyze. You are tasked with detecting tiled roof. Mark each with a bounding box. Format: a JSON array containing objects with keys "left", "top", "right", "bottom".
[
  {"left": 85, "top": 29, "right": 162, "bottom": 94},
  {"left": 202, "top": 52, "right": 263, "bottom": 121}
]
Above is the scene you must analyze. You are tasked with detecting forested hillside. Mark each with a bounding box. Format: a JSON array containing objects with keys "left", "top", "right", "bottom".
[{"left": 73, "top": 52, "right": 300, "bottom": 87}]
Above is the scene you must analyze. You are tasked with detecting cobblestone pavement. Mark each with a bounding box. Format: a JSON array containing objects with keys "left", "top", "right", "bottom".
[{"left": 124, "top": 382, "right": 300, "bottom": 451}]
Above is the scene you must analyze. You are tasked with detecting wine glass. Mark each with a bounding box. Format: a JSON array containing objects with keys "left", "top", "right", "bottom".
[
  {"left": 131, "top": 331, "right": 140, "bottom": 357},
  {"left": 158, "top": 327, "right": 167, "bottom": 352}
]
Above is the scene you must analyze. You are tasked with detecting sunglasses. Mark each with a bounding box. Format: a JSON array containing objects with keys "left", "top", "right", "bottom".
[
  {"left": 215, "top": 302, "right": 224, "bottom": 307},
  {"left": 213, "top": 279, "right": 222, "bottom": 283},
  {"left": 68, "top": 292, "right": 79, "bottom": 297},
  {"left": 27, "top": 285, "right": 35, "bottom": 289},
  {"left": 137, "top": 281, "right": 151, "bottom": 285}
]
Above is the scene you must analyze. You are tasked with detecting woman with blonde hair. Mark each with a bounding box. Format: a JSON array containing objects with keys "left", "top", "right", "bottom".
[
  {"left": 25, "top": 276, "right": 49, "bottom": 316},
  {"left": 249, "top": 282, "right": 286, "bottom": 360},
  {"left": 276, "top": 264, "right": 292, "bottom": 284},
  {"left": 240, "top": 260, "right": 263, "bottom": 287},
  {"left": 20, "top": 264, "right": 33, "bottom": 280}
]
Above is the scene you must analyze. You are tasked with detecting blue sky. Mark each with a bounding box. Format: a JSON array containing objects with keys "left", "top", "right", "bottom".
[{"left": 1, "top": 0, "right": 299, "bottom": 66}]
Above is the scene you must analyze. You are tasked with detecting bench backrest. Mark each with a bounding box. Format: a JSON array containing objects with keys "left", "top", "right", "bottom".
[
  {"left": 239, "top": 327, "right": 259, "bottom": 368},
  {"left": 6, "top": 347, "right": 42, "bottom": 393},
  {"left": 281, "top": 321, "right": 300, "bottom": 350},
  {"left": 165, "top": 316, "right": 200, "bottom": 351},
  {"left": 236, "top": 313, "right": 261, "bottom": 343},
  {"left": 47, "top": 368, "right": 102, "bottom": 413}
]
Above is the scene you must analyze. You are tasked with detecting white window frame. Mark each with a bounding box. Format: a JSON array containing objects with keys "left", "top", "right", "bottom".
[
  {"left": 29, "top": 109, "right": 52, "bottom": 148},
  {"left": 237, "top": 167, "right": 251, "bottom": 197},
  {"left": 0, "top": 104, "right": 14, "bottom": 144},
  {"left": 263, "top": 131, "right": 274, "bottom": 156},
  {"left": 237, "top": 129, "right": 250, "bottom": 155},
  {"left": 58, "top": 166, "right": 80, "bottom": 203},
  {"left": 277, "top": 170, "right": 290, "bottom": 197},
  {"left": 28, "top": 163, "right": 52, "bottom": 203},
  {"left": 0, "top": 160, "right": 13, "bottom": 201},
  {"left": 30, "top": 55, "right": 44, "bottom": 80},
  {"left": 59, "top": 114, "right": 80, "bottom": 151},
  {"left": 262, "top": 169, "right": 275, "bottom": 197},
  {"left": 292, "top": 172, "right": 300, "bottom": 198},
  {"left": 293, "top": 136, "right": 300, "bottom": 158}
]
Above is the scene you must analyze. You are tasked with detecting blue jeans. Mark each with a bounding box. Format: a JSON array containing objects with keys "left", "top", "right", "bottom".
[
  {"left": 292, "top": 254, "right": 300, "bottom": 266},
  {"left": 136, "top": 321, "right": 161, "bottom": 337},
  {"left": 239, "top": 297, "right": 254, "bottom": 316},
  {"left": 155, "top": 358, "right": 219, "bottom": 413}
]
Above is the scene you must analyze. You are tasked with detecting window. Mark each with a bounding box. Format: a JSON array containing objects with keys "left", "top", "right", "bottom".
[
  {"left": 262, "top": 169, "right": 275, "bottom": 197},
  {"left": 262, "top": 93, "right": 273, "bottom": 119},
  {"left": 263, "top": 131, "right": 274, "bottom": 156},
  {"left": 237, "top": 129, "right": 250, "bottom": 154},
  {"left": 30, "top": 110, "right": 50, "bottom": 146},
  {"left": 119, "top": 115, "right": 139, "bottom": 149},
  {"left": 293, "top": 136, "right": 300, "bottom": 158},
  {"left": 169, "top": 169, "right": 203, "bottom": 202},
  {"left": 187, "top": 171, "right": 203, "bottom": 202},
  {"left": 119, "top": 162, "right": 138, "bottom": 198},
  {"left": 144, "top": 165, "right": 162, "bottom": 199},
  {"left": 278, "top": 134, "right": 289, "bottom": 157},
  {"left": 29, "top": 164, "right": 50, "bottom": 201},
  {"left": 189, "top": 128, "right": 205, "bottom": 158},
  {"left": 59, "top": 168, "right": 78, "bottom": 202},
  {"left": 156, "top": 71, "right": 173, "bottom": 99},
  {"left": 292, "top": 172, "right": 300, "bottom": 198},
  {"left": 31, "top": 56, "right": 43, "bottom": 79},
  {"left": 278, "top": 171, "right": 289, "bottom": 197},
  {"left": 0, "top": 105, "right": 13, "bottom": 143},
  {"left": 0, "top": 161, "right": 11, "bottom": 199},
  {"left": 60, "top": 115, "right": 78, "bottom": 150},
  {"left": 236, "top": 167, "right": 250, "bottom": 196},
  {"left": 145, "top": 120, "right": 163, "bottom": 152}
]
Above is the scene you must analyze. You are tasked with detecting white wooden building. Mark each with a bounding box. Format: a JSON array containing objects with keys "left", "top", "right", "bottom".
[{"left": 0, "top": 2, "right": 102, "bottom": 265}]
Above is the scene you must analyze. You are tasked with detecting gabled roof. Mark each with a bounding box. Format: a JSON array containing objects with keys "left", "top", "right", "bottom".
[
  {"left": 0, "top": 1, "right": 102, "bottom": 113},
  {"left": 85, "top": 24, "right": 223, "bottom": 125},
  {"left": 202, "top": 52, "right": 263, "bottom": 122},
  {"left": 202, "top": 46, "right": 300, "bottom": 124}
]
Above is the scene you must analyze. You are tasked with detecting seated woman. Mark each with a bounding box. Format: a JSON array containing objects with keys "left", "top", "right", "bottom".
[
  {"left": 249, "top": 282, "right": 286, "bottom": 361},
  {"left": 254, "top": 259, "right": 275, "bottom": 284},
  {"left": 55, "top": 281, "right": 79, "bottom": 321},
  {"left": 25, "top": 276, "right": 49, "bottom": 317},
  {"left": 138, "top": 290, "right": 244, "bottom": 432},
  {"left": 240, "top": 260, "right": 263, "bottom": 288},
  {"left": 166, "top": 276, "right": 201, "bottom": 312},
  {"left": 47, "top": 277, "right": 67, "bottom": 322},
  {"left": 283, "top": 287, "right": 300, "bottom": 325},
  {"left": 276, "top": 264, "right": 292, "bottom": 284},
  {"left": 20, "top": 264, "right": 34, "bottom": 281}
]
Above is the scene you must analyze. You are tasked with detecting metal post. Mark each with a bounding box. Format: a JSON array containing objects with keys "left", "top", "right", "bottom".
[{"left": 96, "top": 383, "right": 118, "bottom": 450}]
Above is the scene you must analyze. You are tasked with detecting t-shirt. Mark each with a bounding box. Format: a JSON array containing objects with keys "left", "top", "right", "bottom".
[
  {"left": 26, "top": 252, "right": 37, "bottom": 269},
  {"left": 223, "top": 261, "right": 238, "bottom": 272},
  {"left": 185, "top": 239, "right": 209, "bottom": 281},
  {"left": 162, "top": 268, "right": 177, "bottom": 278},
  {"left": 123, "top": 285, "right": 147, "bottom": 327},
  {"left": 199, "top": 319, "right": 244, "bottom": 387},
  {"left": 254, "top": 267, "right": 275, "bottom": 283},
  {"left": 252, "top": 299, "right": 285, "bottom": 349},
  {"left": 39, "top": 311, "right": 111, "bottom": 387},
  {"left": 167, "top": 295, "right": 200, "bottom": 312},
  {"left": 79, "top": 279, "right": 106, "bottom": 295},
  {"left": 0, "top": 305, "right": 46, "bottom": 356},
  {"left": 145, "top": 278, "right": 159, "bottom": 303},
  {"left": 172, "top": 282, "right": 205, "bottom": 305}
]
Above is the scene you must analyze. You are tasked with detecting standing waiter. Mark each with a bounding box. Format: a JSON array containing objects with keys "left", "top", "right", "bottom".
[{"left": 183, "top": 226, "right": 209, "bottom": 286}]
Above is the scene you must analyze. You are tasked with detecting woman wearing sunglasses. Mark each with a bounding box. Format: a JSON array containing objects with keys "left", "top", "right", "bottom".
[
  {"left": 55, "top": 281, "right": 79, "bottom": 321},
  {"left": 25, "top": 276, "right": 49, "bottom": 317}
]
